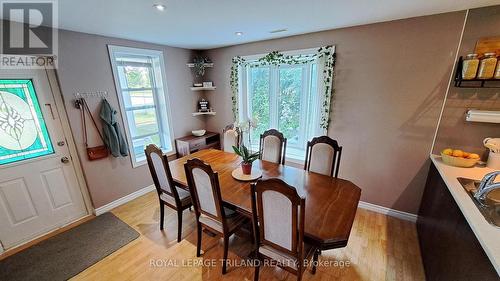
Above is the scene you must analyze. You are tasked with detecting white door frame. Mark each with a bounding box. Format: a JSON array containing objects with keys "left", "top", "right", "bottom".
[{"left": 44, "top": 68, "right": 94, "bottom": 214}]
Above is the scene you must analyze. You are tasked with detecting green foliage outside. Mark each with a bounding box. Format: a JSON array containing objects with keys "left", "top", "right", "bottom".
[
  {"left": 124, "top": 66, "right": 151, "bottom": 89},
  {"left": 278, "top": 67, "right": 302, "bottom": 145},
  {"left": 250, "top": 67, "right": 270, "bottom": 142},
  {"left": 249, "top": 66, "right": 303, "bottom": 145}
]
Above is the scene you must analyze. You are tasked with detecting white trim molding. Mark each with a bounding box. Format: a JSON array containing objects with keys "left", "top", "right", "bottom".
[
  {"left": 94, "top": 185, "right": 155, "bottom": 216},
  {"left": 107, "top": 45, "right": 176, "bottom": 168},
  {"left": 358, "top": 201, "right": 418, "bottom": 222},
  {"left": 46, "top": 69, "right": 94, "bottom": 215}
]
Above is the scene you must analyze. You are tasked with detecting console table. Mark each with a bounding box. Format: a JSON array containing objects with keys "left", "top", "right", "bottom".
[{"left": 174, "top": 132, "right": 220, "bottom": 157}]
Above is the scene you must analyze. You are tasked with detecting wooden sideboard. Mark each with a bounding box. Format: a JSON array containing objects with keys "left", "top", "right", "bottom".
[
  {"left": 417, "top": 163, "right": 498, "bottom": 280},
  {"left": 175, "top": 132, "right": 220, "bottom": 157}
]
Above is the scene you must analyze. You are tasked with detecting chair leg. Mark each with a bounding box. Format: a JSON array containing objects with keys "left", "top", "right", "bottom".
[
  {"left": 312, "top": 249, "right": 319, "bottom": 274},
  {"left": 177, "top": 209, "right": 183, "bottom": 242},
  {"left": 196, "top": 222, "right": 202, "bottom": 257},
  {"left": 297, "top": 264, "right": 303, "bottom": 281},
  {"left": 222, "top": 235, "right": 229, "bottom": 274},
  {"left": 159, "top": 201, "right": 165, "bottom": 230},
  {"left": 254, "top": 262, "right": 260, "bottom": 281}
]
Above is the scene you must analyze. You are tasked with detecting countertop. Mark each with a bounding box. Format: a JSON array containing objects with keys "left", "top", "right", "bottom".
[{"left": 430, "top": 155, "right": 500, "bottom": 275}]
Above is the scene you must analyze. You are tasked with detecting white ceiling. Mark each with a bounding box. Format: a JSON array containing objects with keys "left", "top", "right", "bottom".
[{"left": 41, "top": 0, "right": 500, "bottom": 49}]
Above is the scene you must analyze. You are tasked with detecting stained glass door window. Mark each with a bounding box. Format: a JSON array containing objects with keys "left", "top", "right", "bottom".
[{"left": 0, "top": 79, "right": 54, "bottom": 165}]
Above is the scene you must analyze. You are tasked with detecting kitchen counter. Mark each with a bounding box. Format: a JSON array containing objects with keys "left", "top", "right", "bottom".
[{"left": 430, "top": 154, "right": 500, "bottom": 275}]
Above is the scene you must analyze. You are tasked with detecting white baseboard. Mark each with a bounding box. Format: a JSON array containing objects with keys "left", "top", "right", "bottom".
[
  {"left": 94, "top": 185, "right": 155, "bottom": 216},
  {"left": 358, "top": 201, "right": 418, "bottom": 222},
  {"left": 93, "top": 185, "right": 418, "bottom": 222}
]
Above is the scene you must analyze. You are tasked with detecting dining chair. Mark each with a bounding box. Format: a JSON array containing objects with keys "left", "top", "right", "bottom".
[
  {"left": 222, "top": 124, "right": 241, "bottom": 153},
  {"left": 259, "top": 129, "right": 287, "bottom": 164},
  {"left": 184, "top": 158, "right": 249, "bottom": 274},
  {"left": 304, "top": 136, "right": 342, "bottom": 177},
  {"left": 145, "top": 144, "right": 192, "bottom": 242},
  {"left": 251, "top": 178, "right": 317, "bottom": 281}
]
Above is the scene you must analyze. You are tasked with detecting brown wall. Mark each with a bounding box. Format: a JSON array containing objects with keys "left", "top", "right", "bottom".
[
  {"left": 433, "top": 6, "right": 500, "bottom": 156},
  {"left": 57, "top": 30, "right": 200, "bottom": 208},
  {"left": 202, "top": 12, "right": 466, "bottom": 214}
]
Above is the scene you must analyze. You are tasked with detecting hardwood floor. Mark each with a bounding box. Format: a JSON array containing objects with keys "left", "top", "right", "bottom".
[{"left": 70, "top": 191, "right": 425, "bottom": 281}]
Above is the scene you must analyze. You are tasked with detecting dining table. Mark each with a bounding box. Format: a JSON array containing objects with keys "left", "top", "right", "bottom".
[{"left": 169, "top": 149, "right": 361, "bottom": 251}]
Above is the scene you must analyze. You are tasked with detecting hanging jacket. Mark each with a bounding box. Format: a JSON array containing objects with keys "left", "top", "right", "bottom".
[{"left": 99, "top": 99, "right": 129, "bottom": 157}]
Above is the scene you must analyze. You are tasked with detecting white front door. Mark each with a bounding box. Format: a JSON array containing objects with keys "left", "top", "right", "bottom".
[{"left": 0, "top": 68, "right": 87, "bottom": 250}]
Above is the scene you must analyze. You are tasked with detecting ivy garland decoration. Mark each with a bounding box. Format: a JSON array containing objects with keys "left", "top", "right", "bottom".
[{"left": 230, "top": 46, "right": 336, "bottom": 129}]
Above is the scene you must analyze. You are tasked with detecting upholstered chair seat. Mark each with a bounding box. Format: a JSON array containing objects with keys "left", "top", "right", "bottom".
[
  {"left": 198, "top": 210, "right": 246, "bottom": 233},
  {"left": 258, "top": 243, "right": 314, "bottom": 270},
  {"left": 160, "top": 187, "right": 191, "bottom": 207}
]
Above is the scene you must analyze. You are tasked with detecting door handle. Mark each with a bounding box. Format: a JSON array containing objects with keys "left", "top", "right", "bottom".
[{"left": 61, "top": 157, "right": 70, "bottom": 164}]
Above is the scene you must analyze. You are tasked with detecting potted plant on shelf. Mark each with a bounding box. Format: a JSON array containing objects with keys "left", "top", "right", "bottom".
[{"left": 232, "top": 145, "right": 260, "bottom": 175}]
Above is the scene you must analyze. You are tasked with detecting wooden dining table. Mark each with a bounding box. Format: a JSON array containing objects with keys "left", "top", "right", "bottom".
[{"left": 169, "top": 149, "right": 361, "bottom": 251}]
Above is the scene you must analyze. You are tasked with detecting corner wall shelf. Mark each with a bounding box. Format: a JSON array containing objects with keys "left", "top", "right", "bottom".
[
  {"left": 192, "top": 112, "right": 216, "bottom": 116},
  {"left": 190, "top": 86, "right": 216, "bottom": 91},
  {"left": 188, "top": 58, "right": 215, "bottom": 117},
  {"left": 454, "top": 56, "right": 500, "bottom": 88}
]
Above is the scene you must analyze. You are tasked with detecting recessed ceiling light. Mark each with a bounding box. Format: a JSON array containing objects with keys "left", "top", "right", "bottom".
[
  {"left": 269, "top": 28, "right": 288, "bottom": 34},
  {"left": 235, "top": 32, "right": 243, "bottom": 36},
  {"left": 153, "top": 4, "right": 166, "bottom": 11}
]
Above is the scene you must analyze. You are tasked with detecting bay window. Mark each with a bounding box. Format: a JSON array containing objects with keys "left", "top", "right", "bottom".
[{"left": 239, "top": 51, "right": 324, "bottom": 160}]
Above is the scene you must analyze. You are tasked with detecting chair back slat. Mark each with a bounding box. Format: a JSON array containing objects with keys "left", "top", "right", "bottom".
[
  {"left": 184, "top": 158, "right": 225, "bottom": 222},
  {"left": 251, "top": 178, "right": 305, "bottom": 256},
  {"left": 262, "top": 189, "right": 295, "bottom": 250},
  {"left": 259, "top": 129, "right": 287, "bottom": 164},
  {"left": 192, "top": 167, "right": 218, "bottom": 216},
  {"left": 304, "top": 136, "right": 342, "bottom": 177},
  {"left": 145, "top": 144, "right": 175, "bottom": 196},
  {"left": 223, "top": 129, "right": 240, "bottom": 153}
]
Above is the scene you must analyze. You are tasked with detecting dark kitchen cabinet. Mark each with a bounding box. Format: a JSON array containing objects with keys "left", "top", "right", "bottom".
[{"left": 417, "top": 163, "right": 498, "bottom": 281}]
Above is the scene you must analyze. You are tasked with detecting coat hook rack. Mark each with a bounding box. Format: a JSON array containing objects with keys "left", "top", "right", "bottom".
[{"left": 74, "top": 91, "right": 108, "bottom": 109}]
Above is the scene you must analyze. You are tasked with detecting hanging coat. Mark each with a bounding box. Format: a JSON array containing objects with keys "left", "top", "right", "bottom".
[{"left": 99, "top": 99, "right": 129, "bottom": 157}]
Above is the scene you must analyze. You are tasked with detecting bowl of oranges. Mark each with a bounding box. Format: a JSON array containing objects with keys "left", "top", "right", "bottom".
[{"left": 441, "top": 148, "right": 480, "bottom": 168}]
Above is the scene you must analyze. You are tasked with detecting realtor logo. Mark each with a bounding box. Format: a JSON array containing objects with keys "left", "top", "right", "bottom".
[{"left": 1, "top": 0, "right": 58, "bottom": 68}]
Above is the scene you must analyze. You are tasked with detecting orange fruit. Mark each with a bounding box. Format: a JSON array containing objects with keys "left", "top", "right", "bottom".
[
  {"left": 468, "top": 153, "right": 480, "bottom": 159},
  {"left": 452, "top": 150, "right": 464, "bottom": 157},
  {"left": 442, "top": 148, "right": 453, "bottom": 156}
]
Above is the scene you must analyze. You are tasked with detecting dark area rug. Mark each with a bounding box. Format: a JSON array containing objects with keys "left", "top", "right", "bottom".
[{"left": 0, "top": 212, "right": 139, "bottom": 281}]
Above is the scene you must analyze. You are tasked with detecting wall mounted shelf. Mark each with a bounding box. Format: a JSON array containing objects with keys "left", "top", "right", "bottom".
[
  {"left": 454, "top": 56, "right": 500, "bottom": 88},
  {"left": 192, "top": 112, "right": 216, "bottom": 116},
  {"left": 187, "top": 62, "right": 214, "bottom": 68},
  {"left": 188, "top": 59, "right": 215, "bottom": 118},
  {"left": 190, "top": 86, "right": 216, "bottom": 91}
]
